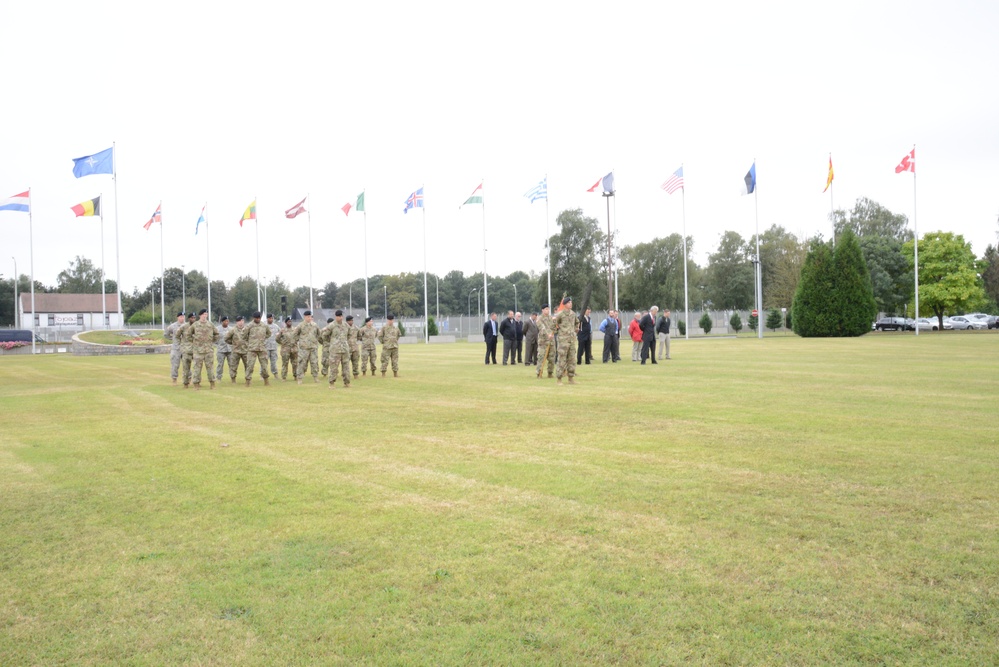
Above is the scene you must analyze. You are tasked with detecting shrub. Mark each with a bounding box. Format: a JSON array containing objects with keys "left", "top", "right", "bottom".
[
  {"left": 677, "top": 320, "right": 686, "bottom": 336},
  {"left": 729, "top": 312, "right": 743, "bottom": 333},
  {"left": 427, "top": 316, "right": 438, "bottom": 336},
  {"left": 128, "top": 310, "right": 154, "bottom": 325},
  {"left": 699, "top": 312, "right": 712, "bottom": 334},
  {"left": 793, "top": 230, "right": 876, "bottom": 337},
  {"left": 748, "top": 313, "right": 759, "bottom": 331},
  {"left": 785, "top": 310, "right": 793, "bottom": 329},
  {"left": 766, "top": 308, "right": 783, "bottom": 331},
  {"left": 398, "top": 321, "right": 406, "bottom": 337}
]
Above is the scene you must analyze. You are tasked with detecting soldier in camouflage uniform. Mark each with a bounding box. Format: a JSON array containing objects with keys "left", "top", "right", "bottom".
[
  {"left": 359, "top": 316, "right": 378, "bottom": 376},
  {"left": 319, "top": 317, "right": 334, "bottom": 376},
  {"left": 166, "top": 311, "right": 186, "bottom": 384},
  {"left": 553, "top": 296, "right": 579, "bottom": 385},
  {"left": 244, "top": 311, "right": 272, "bottom": 386},
  {"left": 325, "top": 310, "right": 352, "bottom": 388},
  {"left": 215, "top": 316, "right": 233, "bottom": 381},
  {"left": 346, "top": 315, "right": 361, "bottom": 378},
  {"left": 277, "top": 317, "right": 299, "bottom": 381},
  {"left": 377, "top": 314, "right": 401, "bottom": 377},
  {"left": 266, "top": 313, "right": 281, "bottom": 376},
  {"left": 535, "top": 304, "right": 555, "bottom": 379},
  {"left": 191, "top": 309, "right": 221, "bottom": 389},
  {"left": 179, "top": 312, "right": 196, "bottom": 387},
  {"left": 224, "top": 316, "right": 249, "bottom": 383},
  {"left": 296, "top": 310, "right": 321, "bottom": 383}
]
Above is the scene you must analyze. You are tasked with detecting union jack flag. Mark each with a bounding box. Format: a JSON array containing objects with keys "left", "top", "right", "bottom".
[{"left": 403, "top": 187, "right": 424, "bottom": 214}]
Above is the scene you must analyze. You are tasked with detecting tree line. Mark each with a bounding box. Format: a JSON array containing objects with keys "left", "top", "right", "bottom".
[{"left": 1, "top": 198, "right": 996, "bottom": 328}]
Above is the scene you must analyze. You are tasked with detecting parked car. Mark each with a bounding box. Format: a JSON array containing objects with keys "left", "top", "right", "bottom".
[
  {"left": 967, "top": 314, "right": 992, "bottom": 328},
  {"left": 874, "top": 317, "right": 908, "bottom": 331},
  {"left": 948, "top": 316, "right": 987, "bottom": 330},
  {"left": 0, "top": 329, "right": 44, "bottom": 343},
  {"left": 986, "top": 315, "right": 998, "bottom": 330},
  {"left": 915, "top": 318, "right": 939, "bottom": 331}
]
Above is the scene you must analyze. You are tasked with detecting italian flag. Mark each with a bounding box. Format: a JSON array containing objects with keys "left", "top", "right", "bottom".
[{"left": 462, "top": 182, "right": 483, "bottom": 206}]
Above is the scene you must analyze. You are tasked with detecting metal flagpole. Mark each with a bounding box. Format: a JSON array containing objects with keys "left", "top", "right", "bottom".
[
  {"left": 100, "top": 193, "right": 107, "bottom": 329},
  {"left": 613, "top": 194, "right": 619, "bottom": 311},
  {"left": 545, "top": 174, "right": 551, "bottom": 309},
  {"left": 255, "top": 194, "right": 261, "bottom": 312},
  {"left": 307, "top": 193, "right": 314, "bottom": 311},
  {"left": 29, "top": 188, "right": 35, "bottom": 355},
  {"left": 112, "top": 142, "right": 122, "bottom": 324},
  {"left": 829, "top": 153, "right": 836, "bottom": 245},
  {"left": 160, "top": 202, "right": 165, "bottom": 329},
  {"left": 681, "top": 172, "right": 689, "bottom": 340},
  {"left": 912, "top": 144, "right": 919, "bottom": 336},
  {"left": 482, "top": 180, "right": 488, "bottom": 318},
  {"left": 753, "top": 162, "right": 762, "bottom": 339},
  {"left": 423, "top": 201, "right": 429, "bottom": 343},
  {"left": 206, "top": 203, "right": 212, "bottom": 319},
  {"left": 363, "top": 189, "right": 369, "bottom": 316}
]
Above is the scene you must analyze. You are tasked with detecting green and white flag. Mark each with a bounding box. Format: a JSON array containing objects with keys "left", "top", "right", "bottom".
[
  {"left": 356, "top": 191, "right": 365, "bottom": 213},
  {"left": 461, "top": 182, "right": 483, "bottom": 206}
]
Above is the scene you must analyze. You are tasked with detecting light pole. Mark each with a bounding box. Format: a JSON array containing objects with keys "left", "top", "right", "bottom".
[
  {"left": 513, "top": 284, "right": 518, "bottom": 313},
  {"left": 181, "top": 265, "right": 186, "bottom": 314},
  {"left": 468, "top": 288, "right": 477, "bottom": 318},
  {"left": 434, "top": 275, "right": 440, "bottom": 322},
  {"left": 698, "top": 286, "right": 706, "bottom": 313},
  {"left": 150, "top": 288, "right": 154, "bottom": 326},
  {"left": 11, "top": 257, "right": 17, "bottom": 329},
  {"left": 383, "top": 285, "right": 388, "bottom": 318},
  {"left": 261, "top": 277, "right": 268, "bottom": 316}
]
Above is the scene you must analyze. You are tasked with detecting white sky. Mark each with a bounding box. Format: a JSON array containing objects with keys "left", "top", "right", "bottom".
[{"left": 2, "top": 1, "right": 998, "bottom": 294}]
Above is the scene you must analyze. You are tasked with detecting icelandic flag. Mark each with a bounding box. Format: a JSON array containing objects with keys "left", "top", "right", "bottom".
[
  {"left": 0, "top": 191, "right": 30, "bottom": 213},
  {"left": 403, "top": 187, "right": 424, "bottom": 214},
  {"left": 72, "top": 147, "right": 114, "bottom": 178},
  {"left": 740, "top": 163, "right": 756, "bottom": 195}
]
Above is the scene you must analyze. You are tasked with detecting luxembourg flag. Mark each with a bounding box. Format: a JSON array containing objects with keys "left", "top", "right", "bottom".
[{"left": 0, "top": 191, "right": 30, "bottom": 213}]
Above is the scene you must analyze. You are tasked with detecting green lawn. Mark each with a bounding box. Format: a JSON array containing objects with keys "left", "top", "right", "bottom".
[
  {"left": 1, "top": 335, "right": 997, "bottom": 665},
  {"left": 77, "top": 329, "right": 166, "bottom": 345}
]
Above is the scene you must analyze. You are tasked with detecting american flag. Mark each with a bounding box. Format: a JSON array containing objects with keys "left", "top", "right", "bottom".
[
  {"left": 143, "top": 202, "right": 162, "bottom": 230},
  {"left": 403, "top": 187, "right": 424, "bottom": 214},
  {"left": 285, "top": 196, "right": 307, "bottom": 219},
  {"left": 661, "top": 167, "right": 684, "bottom": 194}
]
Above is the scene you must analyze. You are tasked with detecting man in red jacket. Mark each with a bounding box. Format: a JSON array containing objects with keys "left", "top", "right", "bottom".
[{"left": 628, "top": 311, "right": 643, "bottom": 362}]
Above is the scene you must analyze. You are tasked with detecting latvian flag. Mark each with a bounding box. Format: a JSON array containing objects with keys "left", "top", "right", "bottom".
[
  {"left": 0, "top": 191, "right": 30, "bottom": 213},
  {"left": 72, "top": 196, "right": 101, "bottom": 217}
]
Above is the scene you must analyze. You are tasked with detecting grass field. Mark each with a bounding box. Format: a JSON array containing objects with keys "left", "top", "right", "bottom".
[{"left": 1, "top": 334, "right": 997, "bottom": 665}]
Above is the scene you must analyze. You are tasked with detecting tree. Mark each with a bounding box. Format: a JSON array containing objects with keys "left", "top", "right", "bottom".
[
  {"left": 753, "top": 226, "right": 805, "bottom": 308},
  {"left": 705, "top": 231, "right": 754, "bottom": 310},
  {"left": 320, "top": 282, "right": 338, "bottom": 309},
  {"left": 792, "top": 241, "right": 835, "bottom": 337},
  {"left": 699, "top": 312, "right": 712, "bottom": 334},
  {"left": 833, "top": 197, "right": 910, "bottom": 243},
  {"left": 540, "top": 209, "right": 606, "bottom": 312},
  {"left": 56, "top": 256, "right": 116, "bottom": 294},
  {"left": 427, "top": 316, "right": 438, "bottom": 336},
  {"left": 859, "top": 235, "right": 910, "bottom": 314},
  {"left": 619, "top": 234, "right": 693, "bottom": 312},
  {"left": 766, "top": 308, "right": 782, "bottom": 331},
  {"left": 792, "top": 230, "right": 876, "bottom": 337},
  {"left": 904, "top": 231, "right": 984, "bottom": 327},
  {"left": 729, "top": 312, "right": 743, "bottom": 333},
  {"left": 748, "top": 313, "right": 758, "bottom": 331},
  {"left": 229, "top": 276, "right": 259, "bottom": 319},
  {"left": 980, "top": 244, "right": 999, "bottom": 310}
]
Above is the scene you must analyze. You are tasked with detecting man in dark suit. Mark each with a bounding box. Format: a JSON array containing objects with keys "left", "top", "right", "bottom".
[
  {"left": 576, "top": 307, "right": 593, "bottom": 364},
  {"left": 522, "top": 312, "right": 539, "bottom": 365},
  {"left": 515, "top": 312, "right": 524, "bottom": 363},
  {"left": 499, "top": 310, "right": 517, "bottom": 365},
  {"left": 482, "top": 313, "right": 498, "bottom": 364},
  {"left": 640, "top": 305, "right": 659, "bottom": 365}
]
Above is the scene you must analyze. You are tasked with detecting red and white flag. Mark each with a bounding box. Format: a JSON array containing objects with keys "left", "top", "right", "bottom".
[
  {"left": 587, "top": 172, "right": 614, "bottom": 193},
  {"left": 341, "top": 202, "right": 352, "bottom": 216},
  {"left": 895, "top": 149, "right": 915, "bottom": 174},
  {"left": 143, "top": 202, "right": 162, "bottom": 230},
  {"left": 284, "top": 196, "right": 307, "bottom": 219}
]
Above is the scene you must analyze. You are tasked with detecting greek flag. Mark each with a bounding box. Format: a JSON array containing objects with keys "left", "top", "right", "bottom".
[{"left": 524, "top": 177, "right": 547, "bottom": 203}]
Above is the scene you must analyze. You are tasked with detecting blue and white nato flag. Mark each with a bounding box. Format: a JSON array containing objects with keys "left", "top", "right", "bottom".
[{"left": 72, "top": 147, "right": 115, "bottom": 178}]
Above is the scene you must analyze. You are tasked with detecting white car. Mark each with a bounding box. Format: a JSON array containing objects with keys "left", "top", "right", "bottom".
[
  {"left": 915, "top": 318, "right": 940, "bottom": 331},
  {"left": 948, "top": 316, "right": 987, "bottom": 330}
]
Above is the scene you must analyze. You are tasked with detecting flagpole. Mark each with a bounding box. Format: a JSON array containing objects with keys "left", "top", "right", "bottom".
[
  {"left": 423, "top": 202, "right": 429, "bottom": 344},
  {"left": 255, "top": 194, "right": 261, "bottom": 312},
  {"left": 100, "top": 192, "right": 107, "bottom": 329},
  {"left": 545, "top": 174, "right": 551, "bottom": 309},
  {"left": 912, "top": 144, "right": 919, "bottom": 336},
  {"left": 482, "top": 179, "right": 488, "bottom": 318},
  {"left": 160, "top": 201, "right": 165, "bottom": 329},
  {"left": 363, "top": 189, "right": 369, "bottom": 317},
  {"left": 112, "top": 142, "right": 122, "bottom": 325},
  {"left": 206, "top": 203, "right": 212, "bottom": 320},
  {"left": 613, "top": 194, "right": 619, "bottom": 312},
  {"left": 753, "top": 161, "right": 762, "bottom": 340},
  {"left": 29, "top": 188, "right": 35, "bottom": 355},
  {"left": 681, "top": 173, "right": 689, "bottom": 340},
  {"left": 829, "top": 153, "right": 836, "bottom": 245},
  {"left": 307, "top": 193, "right": 314, "bottom": 311}
]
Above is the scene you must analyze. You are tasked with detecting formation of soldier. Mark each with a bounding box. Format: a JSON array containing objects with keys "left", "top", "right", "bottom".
[{"left": 166, "top": 309, "right": 403, "bottom": 389}]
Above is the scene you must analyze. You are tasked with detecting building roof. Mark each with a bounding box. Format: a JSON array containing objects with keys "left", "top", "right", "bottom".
[{"left": 20, "top": 293, "right": 120, "bottom": 313}]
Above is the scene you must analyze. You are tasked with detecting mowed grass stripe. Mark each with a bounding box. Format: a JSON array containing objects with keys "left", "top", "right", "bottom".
[{"left": 1, "top": 334, "right": 997, "bottom": 665}]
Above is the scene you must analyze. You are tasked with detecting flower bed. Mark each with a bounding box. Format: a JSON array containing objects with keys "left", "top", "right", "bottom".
[
  {"left": 118, "top": 338, "right": 164, "bottom": 346},
  {"left": 0, "top": 341, "right": 27, "bottom": 351}
]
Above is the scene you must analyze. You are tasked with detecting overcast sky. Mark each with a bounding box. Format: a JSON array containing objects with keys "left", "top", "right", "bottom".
[{"left": 2, "top": 0, "right": 998, "bottom": 296}]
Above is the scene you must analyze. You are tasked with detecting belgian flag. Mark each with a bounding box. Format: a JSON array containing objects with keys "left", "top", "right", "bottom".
[{"left": 71, "top": 196, "right": 101, "bottom": 217}]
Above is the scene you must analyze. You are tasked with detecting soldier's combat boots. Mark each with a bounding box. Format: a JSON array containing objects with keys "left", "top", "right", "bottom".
[
  {"left": 172, "top": 378, "right": 177, "bottom": 385},
  {"left": 264, "top": 377, "right": 270, "bottom": 386},
  {"left": 381, "top": 371, "right": 386, "bottom": 378},
  {"left": 245, "top": 378, "right": 251, "bottom": 387},
  {"left": 210, "top": 381, "right": 216, "bottom": 390},
  {"left": 393, "top": 371, "right": 398, "bottom": 378},
  {"left": 568, "top": 377, "right": 576, "bottom": 385}
]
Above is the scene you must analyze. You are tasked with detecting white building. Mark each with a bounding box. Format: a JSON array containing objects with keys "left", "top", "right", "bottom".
[{"left": 20, "top": 293, "right": 123, "bottom": 334}]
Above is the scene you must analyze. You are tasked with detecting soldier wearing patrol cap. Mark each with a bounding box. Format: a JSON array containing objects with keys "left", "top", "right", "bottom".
[
  {"left": 179, "top": 312, "right": 196, "bottom": 388},
  {"left": 319, "top": 317, "right": 334, "bottom": 376},
  {"left": 266, "top": 313, "right": 280, "bottom": 376},
  {"left": 359, "top": 316, "right": 378, "bottom": 376},
  {"left": 216, "top": 316, "right": 233, "bottom": 381},
  {"left": 191, "top": 309, "right": 220, "bottom": 390},
  {"left": 245, "top": 311, "right": 272, "bottom": 386},
  {"left": 553, "top": 296, "right": 579, "bottom": 385},
  {"left": 295, "top": 310, "right": 321, "bottom": 383},
  {"left": 346, "top": 315, "right": 361, "bottom": 378},
  {"left": 326, "top": 310, "right": 351, "bottom": 389},
  {"left": 377, "top": 314, "right": 401, "bottom": 377},
  {"left": 224, "top": 315, "right": 249, "bottom": 383},
  {"left": 167, "top": 311, "right": 186, "bottom": 384},
  {"left": 277, "top": 316, "right": 299, "bottom": 381},
  {"left": 535, "top": 304, "right": 555, "bottom": 379}
]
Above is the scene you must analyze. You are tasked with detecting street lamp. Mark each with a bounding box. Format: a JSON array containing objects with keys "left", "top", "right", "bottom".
[
  {"left": 181, "top": 265, "right": 186, "bottom": 313},
  {"left": 261, "top": 277, "right": 268, "bottom": 316},
  {"left": 468, "top": 288, "right": 477, "bottom": 318},
  {"left": 11, "top": 257, "right": 17, "bottom": 329}
]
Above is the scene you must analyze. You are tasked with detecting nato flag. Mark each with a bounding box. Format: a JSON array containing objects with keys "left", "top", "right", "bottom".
[{"left": 72, "top": 147, "right": 114, "bottom": 178}]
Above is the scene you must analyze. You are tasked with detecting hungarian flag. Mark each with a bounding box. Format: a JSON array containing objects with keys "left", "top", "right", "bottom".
[
  {"left": 822, "top": 156, "right": 834, "bottom": 193},
  {"left": 462, "top": 182, "right": 483, "bottom": 207},
  {"left": 71, "top": 196, "right": 101, "bottom": 217},
  {"left": 240, "top": 199, "right": 256, "bottom": 227},
  {"left": 285, "top": 196, "right": 306, "bottom": 219},
  {"left": 341, "top": 202, "right": 352, "bottom": 216},
  {"left": 143, "top": 202, "right": 162, "bottom": 230},
  {"left": 895, "top": 149, "right": 915, "bottom": 174}
]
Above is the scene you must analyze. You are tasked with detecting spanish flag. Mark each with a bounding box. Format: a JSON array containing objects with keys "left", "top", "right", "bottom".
[
  {"left": 822, "top": 155, "right": 834, "bottom": 193},
  {"left": 239, "top": 199, "right": 256, "bottom": 227},
  {"left": 71, "top": 196, "right": 101, "bottom": 217}
]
